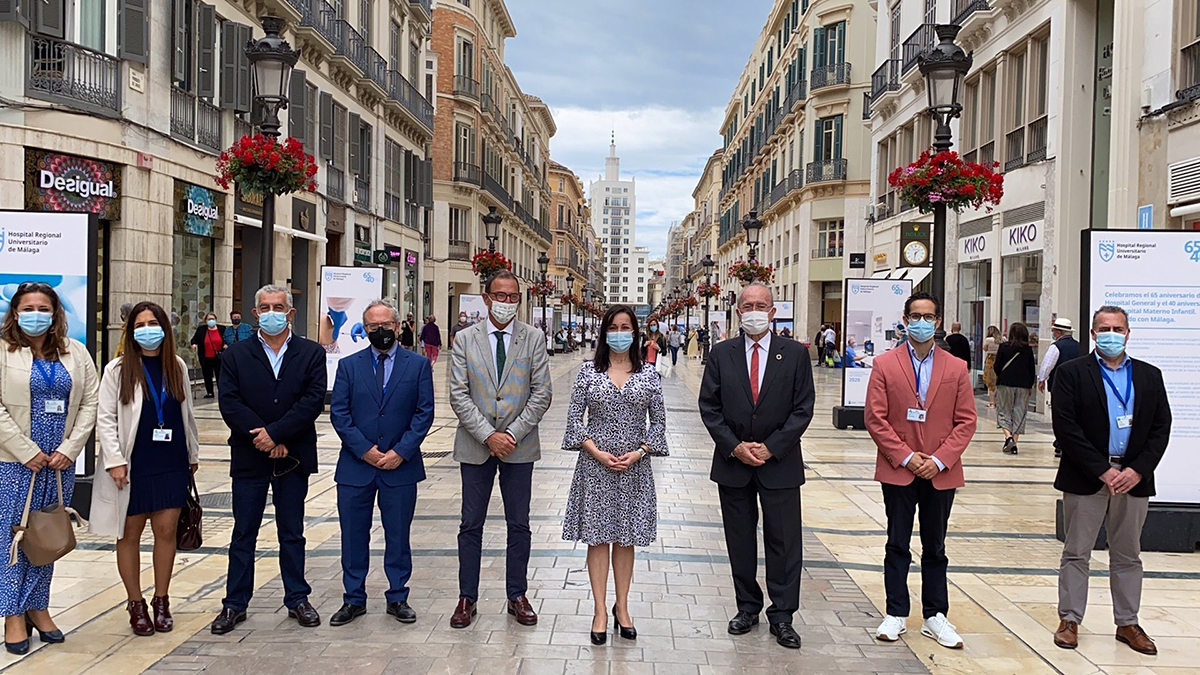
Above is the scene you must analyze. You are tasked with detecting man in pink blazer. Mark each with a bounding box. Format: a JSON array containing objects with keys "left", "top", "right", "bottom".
[{"left": 864, "top": 292, "right": 977, "bottom": 650}]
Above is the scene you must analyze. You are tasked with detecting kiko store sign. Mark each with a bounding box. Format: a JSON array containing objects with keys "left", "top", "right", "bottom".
[
  {"left": 25, "top": 148, "right": 122, "bottom": 220},
  {"left": 1001, "top": 220, "right": 1045, "bottom": 256},
  {"left": 958, "top": 230, "right": 996, "bottom": 263}
]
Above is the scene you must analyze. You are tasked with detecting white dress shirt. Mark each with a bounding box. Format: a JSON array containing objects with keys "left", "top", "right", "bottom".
[
  {"left": 488, "top": 319, "right": 514, "bottom": 365},
  {"left": 1037, "top": 343, "right": 1061, "bottom": 383},
  {"left": 744, "top": 331, "right": 771, "bottom": 392}
]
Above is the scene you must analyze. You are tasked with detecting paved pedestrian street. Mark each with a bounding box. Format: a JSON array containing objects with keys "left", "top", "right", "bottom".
[{"left": 2, "top": 355, "right": 1198, "bottom": 675}]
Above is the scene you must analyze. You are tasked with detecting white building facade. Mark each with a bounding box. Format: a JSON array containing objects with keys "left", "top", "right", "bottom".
[{"left": 590, "top": 139, "right": 647, "bottom": 307}]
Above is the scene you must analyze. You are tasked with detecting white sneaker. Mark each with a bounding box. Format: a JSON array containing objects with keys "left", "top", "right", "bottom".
[
  {"left": 921, "top": 613, "right": 963, "bottom": 649},
  {"left": 875, "top": 615, "right": 907, "bottom": 641}
]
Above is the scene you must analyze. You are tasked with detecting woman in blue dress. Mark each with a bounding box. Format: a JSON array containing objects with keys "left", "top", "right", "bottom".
[{"left": 0, "top": 282, "right": 99, "bottom": 654}]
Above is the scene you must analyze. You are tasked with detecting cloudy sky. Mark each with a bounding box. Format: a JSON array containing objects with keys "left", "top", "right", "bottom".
[{"left": 504, "top": 0, "right": 772, "bottom": 258}]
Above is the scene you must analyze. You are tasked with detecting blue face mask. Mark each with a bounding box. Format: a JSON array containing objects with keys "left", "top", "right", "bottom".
[
  {"left": 207, "top": 319, "right": 217, "bottom": 328},
  {"left": 649, "top": 325, "right": 658, "bottom": 332},
  {"left": 1095, "top": 331, "right": 1127, "bottom": 358},
  {"left": 133, "top": 326, "right": 165, "bottom": 350},
  {"left": 606, "top": 331, "right": 634, "bottom": 353},
  {"left": 906, "top": 318, "right": 937, "bottom": 344},
  {"left": 17, "top": 311, "right": 53, "bottom": 337},
  {"left": 259, "top": 311, "right": 289, "bottom": 336}
]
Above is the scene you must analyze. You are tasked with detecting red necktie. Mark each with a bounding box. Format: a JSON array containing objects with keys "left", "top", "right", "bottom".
[{"left": 750, "top": 343, "right": 761, "bottom": 404}]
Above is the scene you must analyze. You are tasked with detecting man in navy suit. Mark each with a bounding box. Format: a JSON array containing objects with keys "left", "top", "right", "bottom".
[{"left": 328, "top": 299, "right": 435, "bottom": 626}]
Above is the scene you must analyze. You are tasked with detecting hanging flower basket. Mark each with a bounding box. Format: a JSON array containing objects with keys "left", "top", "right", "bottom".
[
  {"left": 729, "top": 260, "right": 775, "bottom": 284},
  {"left": 532, "top": 278, "right": 556, "bottom": 297},
  {"left": 215, "top": 134, "right": 318, "bottom": 195},
  {"left": 888, "top": 150, "right": 1004, "bottom": 214},
  {"left": 560, "top": 293, "right": 578, "bottom": 306},
  {"left": 696, "top": 280, "right": 723, "bottom": 300},
  {"left": 682, "top": 295, "right": 699, "bottom": 308},
  {"left": 472, "top": 250, "right": 513, "bottom": 279}
]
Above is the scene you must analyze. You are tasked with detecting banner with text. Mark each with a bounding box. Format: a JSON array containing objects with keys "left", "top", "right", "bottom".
[
  {"left": 319, "top": 266, "right": 383, "bottom": 391},
  {"left": 841, "top": 278, "right": 912, "bottom": 407}
]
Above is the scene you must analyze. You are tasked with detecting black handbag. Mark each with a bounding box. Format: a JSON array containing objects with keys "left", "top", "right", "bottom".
[{"left": 176, "top": 475, "right": 202, "bottom": 551}]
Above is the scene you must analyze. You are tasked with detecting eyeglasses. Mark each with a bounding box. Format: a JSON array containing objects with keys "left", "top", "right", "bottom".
[
  {"left": 907, "top": 313, "right": 939, "bottom": 322},
  {"left": 488, "top": 292, "right": 522, "bottom": 304},
  {"left": 364, "top": 322, "right": 397, "bottom": 332},
  {"left": 272, "top": 455, "right": 301, "bottom": 478}
]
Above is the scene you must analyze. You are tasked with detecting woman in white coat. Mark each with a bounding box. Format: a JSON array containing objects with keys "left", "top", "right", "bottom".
[{"left": 92, "top": 302, "right": 199, "bottom": 637}]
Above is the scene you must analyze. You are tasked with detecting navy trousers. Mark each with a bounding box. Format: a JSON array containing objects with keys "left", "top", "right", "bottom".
[
  {"left": 882, "top": 479, "right": 956, "bottom": 619},
  {"left": 457, "top": 457, "right": 533, "bottom": 603},
  {"left": 223, "top": 471, "right": 311, "bottom": 612},
  {"left": 337, "top": 478, "right": 418, "bottom": 605}
]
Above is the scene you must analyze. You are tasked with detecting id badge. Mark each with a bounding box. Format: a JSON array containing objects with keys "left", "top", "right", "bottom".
[
  {"left": 907, "top": 408, "right": 927, "bottom": 423},
  {"left": 1116, "top": 415, "right": 1133, "bottom": 429},
  {"left": 152, "top": 428, "right": 174, "bottom": 442},
  {"left": 44, "top": 399, "right": 65, "bottom": 414}
]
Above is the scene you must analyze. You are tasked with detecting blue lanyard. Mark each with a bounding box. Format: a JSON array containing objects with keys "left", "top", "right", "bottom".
[
  {"left": 34, "top": 360, "right": 58, "bottom": 392},
  {"left": 142, "top": 363, "right": 169, "bottom": 428},
  {"left": 910, "top": 346, "right": 932, "bottom": 406},
  {"left": 1100, "top": 365, "right": 1132, "bottom": 411}
]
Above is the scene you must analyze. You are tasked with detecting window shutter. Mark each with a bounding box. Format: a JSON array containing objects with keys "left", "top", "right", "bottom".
[
  {"left": 813, "top": 27, "right": 826, "bottom": 68},
  {"left": 172, "top": 0, "right": 187, "bottom": 82},
  {"left": 836, "top": 22, "right": 846, "bottom": 63},
  {"left": 196, "top": 3, "right": 216, "bottom": 99},
  {"left": 0, "top": 0, "right": 30, "bottom": 26},
  {"left": 35, "top": 0, "right": 64, "bottom": 38},
  {"left": 236, "top": 23, "right": 252, "bottom": 112},
  {"left": 333, "top": 106, "right": 346, "bottom": 167},
  {"left": 288, "top": 70, "right": 307, "bottom": 147},
  {"left": 347, "top": 112, "right": 361, "bottom": 175},
  {"left": 813, "top": 119, "right": 824, "bottom": 160},
  {"left": 421, "top": 159, "right": 433, "bottom": 207},
  {"left": 361, "top": 123, "right": 372, "bottom": 177},
  {"left": 306, "top": 84, "right": 317, "bottom": 151},
  {"left": 220, "top": 21, "right": 237, "bottom": 108},
  {"left": 833, "top": 115, "right": 843, "bottom": 160},
  {"left": 118, "top": 0, "right": 148, "bottom": 63},
  {"left": 319, "top": 92, "right": 333, "bottom": 160}
]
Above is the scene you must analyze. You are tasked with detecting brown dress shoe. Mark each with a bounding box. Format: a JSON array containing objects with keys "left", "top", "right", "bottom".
[
  {"left": 127, "top": 599, "right": 155, "bottom": 637},
  {"left": 1116, "top": 624, "right": 1157, "bottom": 655},
  {"left": 450, "top": 598, "right": 476, "bottom": 629},
  {"left": 507, "top": 596, "right": 538, "bottom": 626},
  {"left": 151, "top": 596, "right": 173, "bottom": 633},
  {"left": 287, "top": 601, "right": 321, "bottom": 628},
  {"left": 1053, "top": 620, "right": 1078, "bottom": 649}
]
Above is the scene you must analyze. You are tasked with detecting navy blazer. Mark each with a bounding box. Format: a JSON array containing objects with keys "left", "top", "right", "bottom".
[
  {"left": 329, "top": 345, "right": 434, "bottom": 487},
  {"left": 218, "top": 332, "right": 328, "bottom": 478}
]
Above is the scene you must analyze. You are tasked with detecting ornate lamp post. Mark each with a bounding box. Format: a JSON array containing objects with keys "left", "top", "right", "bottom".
[
  {"left": 566, "top": 272, "right": 575, "bottom": 351},
  {"left": 701, "top": 254, "right": 715, "bottom": 363},
  {"left": 684, "top": 278, "right": 693, "bottom": 336},
  {"left": 918, "top": 24, "right": 973, "bottom": 306},
  {"left": 537, "top": 251, "right": 549, "bottom": 343},
  {"left": 741, "top": 210, "right": 763, "bottom": 263},
  {"left": 245, "top": 16, "right": 299, "bottom": 290},
  {"left": 727, "top": 290, "right": 737, "bottom": 335}
]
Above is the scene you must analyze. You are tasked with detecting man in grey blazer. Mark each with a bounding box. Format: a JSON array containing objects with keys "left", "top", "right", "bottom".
[{"left": 448, "top": 271, "right": 552, "bottom": 629}]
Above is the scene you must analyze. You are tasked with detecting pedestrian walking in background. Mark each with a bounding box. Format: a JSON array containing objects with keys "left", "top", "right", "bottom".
[
  {"left": 1038, "top": 318, "right": 1080, "bottom": 458},
  {"left": 328, "top": 300, "right": 434, "bottom": 628},
  {"left": 814, "top": 324, "right": 826, "bottom": 366},
  {"left": 420, "top": 315, "right": 442, "bottom": 364},
  {"left": 448, "top": 271, "right": 551, "bottom": 630},
  {"left": 865, "top": 291, "right": 976, "bottom": 651},
  {"left": 211, "top": 285, "right": 327, "bottom": 635},
  {"left": 667, "top": 327, "right": 682, "bottom": 365},
  {"left": 92, "top": 301, "right": 200, "bottom": 637},
  {"left": 190, "top": 312, "right": 225, "bottom": 399},
  {"left": 0, "top": 282, "right": 99, "bottom": 654},
  {"left": 982, "top": 326, "right": 1002, "bottom": 408},
  {"left": 1051, "top": 305, "right": 1170, "bottom": 655},
  {"left": 562, "top": 305, "right": 668, "bottom": 645},
  {"left": 993, "top": 323, "right": 1036, "bottom": 454},
  {"left": 223, "top": 310, "right": 253, "bottom": 346},
  {"left": 114, "top": 302, "right": 134, "bottom": 357},
  {"left": 449, "top": 311, "right": 470, "bottom": 350},
  {"left": 401, "top": 313, "right": 416, "bottom": 352},
  {"left": 699, "top": 282, "right": 815, "bottom": 650},
  {"left": 644, "top": 319, "right": 666, "bottom": 376},
  {"left": 945, "top": 322, "right": 971, "bottom": 367}
]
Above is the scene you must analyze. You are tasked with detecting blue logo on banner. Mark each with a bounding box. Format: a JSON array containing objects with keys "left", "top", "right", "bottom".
[
  {"left": 1098, "top": 240, "right": 1115, "bottom": 262},
  {"left": 892, "top": 284, "right": 905, "bottom": 295},
  {"left": 363, "top": 272, "right": 375, "bottom": 283},
  {"left": 1185, "top": 241, "right": 1200, "bottom": 262},
  {"left": 850, "top": 283, "right": 860, "bottom": 294},
  {"left": 0, "top": 226, "right": 5, "bottom": 253}
]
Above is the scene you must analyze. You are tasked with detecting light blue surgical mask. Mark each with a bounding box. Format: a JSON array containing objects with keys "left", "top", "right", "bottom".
[
  {"left": 649, "top": 325, "right": 658, "bottom": 332},
  {"left": 259, "top": 311, "right": 289, "bottom": 336},
  {"left": 606, "top": 331, "right": 634, "bottom": 353},
  {"left": 133, "top": 326, "right": 165, "bottom": 350},
  {"left": 17, "top": 311, "right": 53, "bottom": 337},
  {"left": 207, "top": 319, "right": 217, "bottom": 328},
  {"left": 906, "top": 318, "right": 937, "bottom": 344},
  {"left": 1095, "top": 331, "right": 1127, "bottom": 358}
]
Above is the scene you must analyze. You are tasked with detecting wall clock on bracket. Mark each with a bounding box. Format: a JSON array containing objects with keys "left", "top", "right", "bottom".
[{"left": 903, "top": 240, "right": 929, "bottom": 267}]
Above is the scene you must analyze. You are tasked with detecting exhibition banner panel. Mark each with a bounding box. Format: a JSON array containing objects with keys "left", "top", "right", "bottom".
[
  {"left": 531, "top": 307, "right": 553, "bottom": 333},
  {"left": 319, "top": 266, "right": 384, "bottom": 392},
  {"left": 1086, "top": 230, "right": 1200, "bottom": 504},
  {"left": 841, "top": 278, "right": 912, "bottom": 407},
  {"left": 459, "top": 295, "right": 488, "bottom": 327}
]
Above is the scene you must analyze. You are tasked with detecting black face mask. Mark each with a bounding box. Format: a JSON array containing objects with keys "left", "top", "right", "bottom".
[
  {"left": 231, "top": 317, "right": 241, "bottom": 325},
  {"left": 368, "top": 327, "right": 397, "bottom": 351}
]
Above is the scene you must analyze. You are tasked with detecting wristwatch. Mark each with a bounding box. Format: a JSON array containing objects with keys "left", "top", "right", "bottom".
[{"left": 637, "top": 447, "right": 648, "bottom": 459}]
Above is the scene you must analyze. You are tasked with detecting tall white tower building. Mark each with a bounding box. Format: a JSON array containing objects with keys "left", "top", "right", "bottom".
[{"left": 590, "top": 136, "right": 647, "bottom": 307}]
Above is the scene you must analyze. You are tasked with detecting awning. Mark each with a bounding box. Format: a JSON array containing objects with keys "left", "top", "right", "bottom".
[
  {"left": 870, "top": 269, "right": 891, "bottom": 279},
  {"left": 869, "top": 267, "right": 933, "bottom": 284},
  {"left": 233, "top": 215, "right": 328, "bottom": 243}
]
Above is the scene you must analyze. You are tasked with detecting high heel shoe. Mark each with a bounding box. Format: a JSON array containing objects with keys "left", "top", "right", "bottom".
[
  {"left": 4, "top": 635, "right": 29, "bottom": 655},
  {"left": 590, "top": 615, "right": 607, "bottom": 645},
  {"left": 612, "top": 605, "right": 637, "bottom": 640},
  {"left": 24, "top": 614, "right": 64, "bottom": 644}
]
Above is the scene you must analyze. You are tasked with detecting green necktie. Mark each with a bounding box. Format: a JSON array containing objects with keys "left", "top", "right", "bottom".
[{"left": 495, "top": 330, "right": 506, "bottom": 380}]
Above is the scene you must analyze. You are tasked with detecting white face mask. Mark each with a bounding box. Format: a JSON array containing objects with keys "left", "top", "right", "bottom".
[
  {"left": 490, "top": 301, "right": 518, "bottom": 324},
  {"left": 740, "top": 311, "right": 771, "bottom": 335}
]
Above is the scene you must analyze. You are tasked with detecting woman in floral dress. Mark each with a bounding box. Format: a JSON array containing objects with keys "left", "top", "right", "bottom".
[{"left": 562, "top": 305, "right": 668, "bottom": 645}]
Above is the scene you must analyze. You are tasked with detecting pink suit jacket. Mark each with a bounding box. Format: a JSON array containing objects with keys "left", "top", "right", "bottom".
[{"left": 864, "top": 344, "right": 977, "bottom": 490}]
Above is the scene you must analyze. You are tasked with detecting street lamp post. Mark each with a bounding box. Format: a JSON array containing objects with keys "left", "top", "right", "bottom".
[
  {"left": 566, "top": 273, "right": 575, "bottom": 352},
  {"left": 918, "top": 24, "right": 973, "bottom": 305},
  {"left": 701, "top": 254, "right": 715, "bottom": 363},
  {"left": 537, "top": 251, "right": 549, "bottom": 345},
  {"left": 727, "top": 290, "right": 737, "bottom": 336},
  {"left": 245, "top": 16, "right": 300, "bottom": 290},
  {"left": 684, "top": 280, "right": 693, "bottom": 336},
  {"left": 742, "top": 210, "right": 763, "bottom": 263},
  {"left": 480, "top": 205, "right": 503, "bottom": 289}
]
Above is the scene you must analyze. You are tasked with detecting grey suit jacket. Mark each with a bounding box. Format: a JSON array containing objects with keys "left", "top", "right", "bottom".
[{"left": 449, "top": 318, "right": 552, "bottom": 464}]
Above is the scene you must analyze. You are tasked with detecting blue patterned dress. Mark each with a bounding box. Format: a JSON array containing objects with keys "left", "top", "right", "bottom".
[{"left": 0, "top": 359, "right": 73, "bottom": 616}]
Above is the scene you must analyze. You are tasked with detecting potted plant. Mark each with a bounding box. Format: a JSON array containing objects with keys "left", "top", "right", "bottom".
[
  {"left": 215, "top": 134, "right": 318, "bottom": 195},
  {"left": 471, "top": 250, "right": 513, "bottom": 279},
  {"left": 888, "top": 150, "right": 1004, "bottom": 214},
  {"left": 532, "top": 278, "right": 555, "bottom": 297},
  {"left": 729, "top": 259, "right": 775, "bottom": 284},
  {"left": 696, "top": 280, "right": 723, "bottom": 300}
]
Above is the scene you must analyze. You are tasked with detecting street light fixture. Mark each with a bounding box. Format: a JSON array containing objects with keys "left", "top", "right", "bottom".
[
  {"left": 742, "top": 210, "right": 763, "bottom": 263},
  {"left": 566, "top": 273, "right": 575, "bottom": 351},
  {"left": 537, "top": 251, "right": 549, "bottom": 344},
  {"left": 701, "top": 254, "right": 715, "bottom": 363},
  {"left": 483, "top": 205, "right": 503, "bottom": 254},
  {"left": 245, "top": 16, "right": 300, "bottom": 290}
]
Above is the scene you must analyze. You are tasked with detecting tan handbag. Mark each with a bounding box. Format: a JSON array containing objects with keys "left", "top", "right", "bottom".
[{"left": 9, "top": 470, "right": 87, "bottom": 567}]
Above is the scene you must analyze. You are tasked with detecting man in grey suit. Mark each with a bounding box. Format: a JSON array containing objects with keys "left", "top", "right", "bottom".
[{"left": 448, "top": 270, "right": 552, "bottom": 629}]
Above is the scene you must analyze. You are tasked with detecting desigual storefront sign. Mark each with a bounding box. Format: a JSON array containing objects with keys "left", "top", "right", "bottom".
[
  {"left": 173, "top": 180, "right": 225, "bottom": 238},
  {"left": 25, "top": 148, "right": 122, "bottom": 220},
  {"left": 1001, "top": 220, "right": 1044, "bottom": 256},
  {"left": 959, "top": 230, "right": 995, "bottom": 263}
]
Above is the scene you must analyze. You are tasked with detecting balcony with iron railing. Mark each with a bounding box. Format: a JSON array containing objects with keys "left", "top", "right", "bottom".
[
  {"left": 785, "top": 79, "right": 807, "bottom": 113},
  {"left": 1182, "top": 42, "right": 1200, "bottom": 100},
  {"left": 361, "top": 47, "right": 388, "bottom": 97},
  {"left": 26, "top": 33, "right": 120, "bottom": 116},
  {"left": 480, "top": 91, "right": 494, "bottom": 114},
  {"left": 871, "top": 60, "right": 900, "bottom": 102},
  {"left": 289, "top": 0, "right": 341, "bottom": 50},
  {"left": 354, "top": 176, "right": 371, "bottom": 211},
  {"left": 811, "top": 63, "right": 852, "bottom": 91},
  {"left": 409, "top": 0, "right": 431, "bottom": 19},
  {"left": 197, "top": 99, "right": 222, "bottom": 153},
  {"left": 386, "top": 70, "right": 433, "bottom": 131},
  {"left": 384, "top": 192, "right": 402, "bottom": 221},
  {"left": 453, "top": 161, "right": 481, "bottom": 186},
  {"left": 902, "top": 24, "right": 937, "bottom": 74},
  {"left": 454, "top": 75, "right": 480, "bottom": 100},
  {"left": 482, "top": 171, "right": 512, "bottom": 211},
  {"left": 1026, "top": 115, "right": 1048, "bottom": 163},
  {"left": 170, "top": 87, "right": 196, "bottom": 140},
  {"left": 327, "top": 166, "right": 345, "bottom": 202},
  {"left": 862, "top": 91, "right": 872, "bottom": 120},
  {"left": 806, "top": 158, "right": 848, "bottom": 183},
  {"left": 952, "top": 0, "right": 990, "bottom": 25},
  {"left": 331, "top": 20, "right": 367, "bottom": 75},
  {"left": 449, "top": 239, "right": 471, "bottom": 261},
  {"left": 1005, "top": 128, "right": 1025, "bottom": 171}
]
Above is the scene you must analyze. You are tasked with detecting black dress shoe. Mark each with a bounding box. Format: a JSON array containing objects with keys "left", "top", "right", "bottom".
[
  {"left": 26, "top": 615, "right": 64, "bottom": 644},
  {"left": 329, "top": 603, "right": 366, "bottom": 626},
  {"left": 287, "top": 601, "right": 321, "bottom": 627},
  {"left": 210, "top": 607, "right": 247, "bottom": 635},
  {"left": 770, "top": 622, "right": 801, "bottom": 649},
  {"left": 4, "top": 638, "right": 29, "bottom": 655},
  {"left": 612, "top": 605, "right": 636, "bottom": 640},
  {"left": 728, "top": 611, "right": 760, "bottom": 635},
  {"left": 386, "top": 601, "right": 417, "bottom": 624}
]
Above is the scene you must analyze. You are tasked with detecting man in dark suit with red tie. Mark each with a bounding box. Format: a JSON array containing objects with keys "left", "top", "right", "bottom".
[{"left": 699, "top": 282, "right": 815, "bottom": 650}]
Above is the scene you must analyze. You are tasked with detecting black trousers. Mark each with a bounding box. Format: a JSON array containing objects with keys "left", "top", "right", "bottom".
[
  {"left": 457, "top": 457, "right": 533, "bottom": 603},
  {"left": 223, "top": 471, "right": 311, "bottom": 612},
  {"left": 882, "top": 479, "right": 956, "bottom": 619},
  {"left": 718, "top": 478, "right": 803, "bottom": 624},
  {"left": 199, "top": 355, "right": 221, "bottom": 395}
]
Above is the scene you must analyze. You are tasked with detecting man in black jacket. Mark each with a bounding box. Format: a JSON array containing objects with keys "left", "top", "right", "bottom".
[
  {"left": 1050, "top": 305, "right": 1171, "bottom": 655},
  {"left": 699, "top": 283, "right": 815, "bottom": 650},
  {"left": 211, "top": 285, "right": 328, "bottom": 635},
  {"left": 945, "top": 322, "right": 972, "bottom": 367}
]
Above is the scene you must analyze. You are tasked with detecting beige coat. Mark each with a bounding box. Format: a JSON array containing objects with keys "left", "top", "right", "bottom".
[
  {"left": 90, "top": 356, "right": 200, "bottom": 539},
  {"left": 0, "top": 338, "right": 100, "bottom": 465}
]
